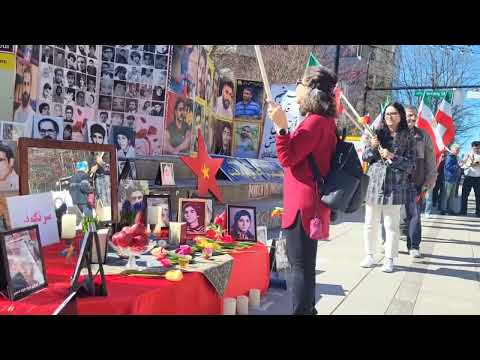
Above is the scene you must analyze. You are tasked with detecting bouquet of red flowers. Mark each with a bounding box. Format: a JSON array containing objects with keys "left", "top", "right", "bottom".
[{"left": 111, "top": 221, "right": 149, "bottom": 253}]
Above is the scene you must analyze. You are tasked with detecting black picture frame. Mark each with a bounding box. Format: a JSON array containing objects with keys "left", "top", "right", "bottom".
[
  {"left": 142, "top": 194, "right": 171, "bottom": 228},
  {"left": 0, "top": 225, "right": 48, "bottom": 301},
  {"left": 226, "top": 205, "right": 257, "bottom": 242}
]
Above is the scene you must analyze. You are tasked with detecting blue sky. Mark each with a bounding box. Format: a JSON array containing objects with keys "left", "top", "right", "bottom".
[{"left": 398, "top": 45, "right": 480, "bottom": 155}]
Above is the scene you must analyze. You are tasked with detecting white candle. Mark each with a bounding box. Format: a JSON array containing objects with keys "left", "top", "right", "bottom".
[
  {"left": 61, "top": 214, "right": 76, "bottom": 239},
  {"left": 249, "top": 289, "right": 261, "bottom": 308},
  {"left": 223, "top": 298, "right": 236, "bottom": 315},
  {"left": 148, "top": 206, "right": 162, "bottom": 225},
  {"left": 97, "top": 205, "right": 111, "bottom": 222},
  {"left": 236, "top": 295, "right": 249, "bottom": 315}
]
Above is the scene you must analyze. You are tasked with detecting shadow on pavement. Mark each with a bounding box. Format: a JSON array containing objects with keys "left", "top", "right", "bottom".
[
  {"left": 421, "top": 253, "right": 480, "bottom": 263},
  {"left": 394, "top": 265, "right": 480, "bottom": 282}
]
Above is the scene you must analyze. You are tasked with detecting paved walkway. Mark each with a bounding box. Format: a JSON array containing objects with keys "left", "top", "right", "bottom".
[{"left": 250, "top": 194, "right": 480, "bottom": 315}]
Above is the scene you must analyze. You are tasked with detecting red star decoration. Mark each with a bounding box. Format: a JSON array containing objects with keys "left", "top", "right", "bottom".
[{"left": 180, "top": 128, "right": 225, "bottom": 203}]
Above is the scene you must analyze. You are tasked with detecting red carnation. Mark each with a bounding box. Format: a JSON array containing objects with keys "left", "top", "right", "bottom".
[
  {"left": 214, "top": 211, "right": 226, "bottom": 230},
  {"left": 205, "top": 229, "right": 217, "bottom": 240},
  {"left": 136, "top": 128, "right": 148, "bottom": 139},
  {"left": 220, "top": 234, "right": 234, "bottom": 244}
]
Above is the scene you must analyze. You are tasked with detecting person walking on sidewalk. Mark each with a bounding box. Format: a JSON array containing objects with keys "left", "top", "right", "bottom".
[
  {"left": 403, "top": 105, "right": 437, "bottom": 258},
  {"left": 460, "top": 141, "right": 480, "bottom": 217},
  {"left": 268, "top": 65, "right": 338, "bottom": 315},
  {"left": 360, "top": 103, "right": 416, "bottom": 273},
  {"left": 440, "top": 144, "right": 461, "bottom": 215}
]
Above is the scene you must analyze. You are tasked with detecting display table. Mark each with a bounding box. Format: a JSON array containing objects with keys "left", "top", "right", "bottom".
[{"left": 0, "top": 242, "right": 270, "bottom": 315}]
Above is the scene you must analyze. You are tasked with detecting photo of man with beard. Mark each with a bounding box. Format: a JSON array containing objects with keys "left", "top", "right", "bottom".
[
  {"left": 13, "top": 63, "right": 36, "bottom": 138},
  {"left": 215, "top": 78, "right": 234, "bottom": 119},
  {"left": 164, "top": 96, "right": 191, "bottom": 155}
]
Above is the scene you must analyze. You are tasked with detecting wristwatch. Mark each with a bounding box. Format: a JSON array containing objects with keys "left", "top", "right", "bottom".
[{"left": 278, "top": 128, "right": 287, "bottom": 136}]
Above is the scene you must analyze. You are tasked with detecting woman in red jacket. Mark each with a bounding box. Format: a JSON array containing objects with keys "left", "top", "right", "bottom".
[{"left": 268, "top": 65, "right": 338, "bottom": 315}]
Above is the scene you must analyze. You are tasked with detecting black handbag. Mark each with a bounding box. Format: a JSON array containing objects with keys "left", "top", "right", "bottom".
[{"left": 308, "top": 142, "right": 362, "bottom": 212}]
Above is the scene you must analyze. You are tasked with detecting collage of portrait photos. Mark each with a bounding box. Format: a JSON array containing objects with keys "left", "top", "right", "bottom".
[
  {"left": 99, "top": 45, "right": 170, "bottom": 158},
  {"left": 166, "top": 45, "right": 236, "bottom": 156},
  {"left": 37, "top": 45, "right": 99, "bottom": 141}
]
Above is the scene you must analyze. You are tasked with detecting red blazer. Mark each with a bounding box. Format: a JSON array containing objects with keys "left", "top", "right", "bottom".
[{"left": 276, "top": 113, "right": 337, "bottom": 238}]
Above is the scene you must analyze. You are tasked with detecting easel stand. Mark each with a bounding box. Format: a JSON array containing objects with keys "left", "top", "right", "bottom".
[{"left": 70, "top": 223, "right": 107, "bottom": 298}]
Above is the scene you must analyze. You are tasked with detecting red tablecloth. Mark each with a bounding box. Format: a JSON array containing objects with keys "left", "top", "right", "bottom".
[{"left": 0, "top": 242, "right": 270, "bottom": 315}]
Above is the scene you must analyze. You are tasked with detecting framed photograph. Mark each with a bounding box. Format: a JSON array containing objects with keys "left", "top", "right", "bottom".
[
  {"left": 232, "top": 120, "right": 261, "bottom": 159},
  {"left": 256, "top": 226, "right": 267, "bottom": 245},
  {"left": 227, "top": 205, "right": 257, "bottom": 242},
  {"left": 194, "top": 196, "right": 214, "bottom": 224},
  {"left": 143, "top": 194, "right": 170, "bottom": 228},
  {"left": 118, "top": 160, "right": 137, "bottom": 180},
  {"left": 234, "top": 79, "right": 265, "bottom": 119},
  {"left": 160, "top": 162, "right": 175, "bottom": 185},
  {"left": 0, "top": 225, "right": 47, "bottom": 301},
  {"left": 1, "top": 121, "right": 25, "bottom": 141},
  {"left": 177, "top": 198, "right": 208, "bottom": 238}
]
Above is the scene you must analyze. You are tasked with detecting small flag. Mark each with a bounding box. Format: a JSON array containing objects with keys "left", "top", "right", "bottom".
[
  {"left": 334, "top": 86, "right": 344, "bottom": 115},
  {"left": 435, "top": 98, "right": 455, "bottom": 147},
  {"left": 306, "top": 52, "right": 321, "bottom": 68}
]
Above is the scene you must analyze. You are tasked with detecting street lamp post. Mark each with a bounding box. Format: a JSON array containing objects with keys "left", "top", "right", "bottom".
[{"left": 334, "top": 45, "right": 341, "bottom": 76}]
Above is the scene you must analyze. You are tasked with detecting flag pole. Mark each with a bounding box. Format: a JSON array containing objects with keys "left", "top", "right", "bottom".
[{"left": 254, "top": 45, "right": 273, "bottom": 102}]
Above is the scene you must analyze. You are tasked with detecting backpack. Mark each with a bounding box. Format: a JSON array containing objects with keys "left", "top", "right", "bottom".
[{"left": 308, "top": 137, "right": 369, "bottom": 213}]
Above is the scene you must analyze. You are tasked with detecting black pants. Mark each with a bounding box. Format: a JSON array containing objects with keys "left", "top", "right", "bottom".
[
  {"left": 405, "top": 187, "right": 422, "bottom": 250},
  {"left": 285, "top": 212, "right": 318, "bottom": 315},
  {"left": 432, "top": 179, "right": 444, "bottom": 208},
  {"left": 461, "top": 176, "right": 480, "bottom": 215}
]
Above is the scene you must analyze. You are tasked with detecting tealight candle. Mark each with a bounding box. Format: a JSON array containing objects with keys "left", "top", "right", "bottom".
[
  {"left": 223, "top": 298, "right": 236, "bottom": 315},
  {"left": 236, "top": 295, "right": 249, "bottom": 315}
]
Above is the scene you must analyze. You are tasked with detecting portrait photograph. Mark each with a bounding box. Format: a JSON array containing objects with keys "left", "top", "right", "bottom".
[
  {"left": 76, "top": 55, "right": 87, "bottom": 73},
  {"left": 16, "top": 45, "right": 40, "bottom": 66},
  {"left": 118, "top": 160, "right": 136, "bottom": 180},
  {"left": 191, "top": 100, "right": 205, "bottom": 153},
  {"left": 112, "top": 126, "right": 135, "bottom": 158},
  {"left": 41, "top": 45, "right": 53, "bottom": 64},
  {"left": 63, "top": 87, "right": 76, "bottom": 106},
  {"left": 168, "top": 45, "right": 198, "bottom": 98},
  {"left": 118, "top": 180, "right": 149, "bottom": 223},
  {"left": 52, "top": 85, "right": 64, "bottom": 104},
  {"left": 114, "top": 64, "right": 128, "bottom": 81},
  {"left": 163, "top": 91, "right": 193, "bottom": 155},
  {"left": 142, "top": 52, "right": 155, "bottom": 67},
  {"left": 151, "top": 101, "right": 164, "bottom": 117},
  {"left": 232, "top": 121, "right": 261, "bottom": 159},
  {"left": 86, "top": 59, "right": 97, "bottom": 76},
  {"left": 85, "top": 92, "right": 96, "bottom": 108},
  {"left": 126, "top": 82, "right": 140, "bottom": 98},
  {"left": 152, "top": 85, "right": 165, "bottom": 102},
  {"left": 141, "top": 67, "right": 154, "bottom": 84},
  {"left": 86, "top": 76, "right": 96, "bottom": 93},
  {"left": 13, "top": 58, "right": 38, "bottom": 119},
  {"left": 160, "top": 162, "right": 175, "bottom": 186},
  {"left": 112, "top": 96, "right": 125, "bottom": 112},
  {"left": 177, "top": 198, "right": 208, "bottom": 238},
  {"left": 33, "top": 115, "right": 63, "bottom": 141},
  {"left": 154, "top": 69, "right": 167, "bottom": 88},
  {"left": 134, "top": 115, "right": 164, "bottom": 157},
  {"left": 126, "top": 66, "right": 141, "bottom": 83},
  {"left": 234, "top": 79, "right": 265, "bottom": 119},
  {"left": 100, "top": 78, "right": 113, "bottom": 96},
  {"left": 203, "top": 110, "right": 215, "bottom": 153},
  {"left": 1, "top": 122, "right": 25, "bottom": 141},
  {"left": 87, "top": 45, "right": 97, "bottom": 59},
  {"left": 213, "top": 118, "right": 233, "bottom": 156},
  {"left": 54, "top": 48, "right": 65, "bottom": 67},
  {"left": 102, "top": 46, "right": 115, "bottom": 62},
  {"left": 139, "top": 83, "right": 153, "bottom": 99},
  {"left": 156, "top": 45, "right": 169, "bottom": 55},
  {"left": 143, "top": 45, "right": 155, "bottom": 53},
  {"left": 0, "top": 225, "right": 47, "bottom": 301},
  {"left": 76, "top": 72, "right": 87, "bottom": 91},
  {"left": 129, "top": 50, "right": 142, "bottom": 66},
  {"left": 111, "top": 112, "right": 124, "bottom": 127},
  {"left": 113, "top": 80, "right": 127, "bottom": 97},
  {"left": 196, "top": 46, "right": 207, "bottom": 100},
  {"left": 154, "top": 54, "right": 168, "bottom": 70},
  {"left": 115, "top": 48, "right": 129, "bottom": 64},
  {"left": 87, "top": 121, "right": 108, "bottom": 145},
  {"left": 256, "top": 226, "right": 268, "bottom": 245},
  {"left": 0, "top": 140, "right": 19, "bottom": 193},
  {"left": 227, "top": 205, "right": 257, "bottom": 242},
  {"left": 97, "top": 110, "right": 110, "bottom": 126},
  {"left": 143, "top": 195, "right": 170, "bottom": 228}
]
